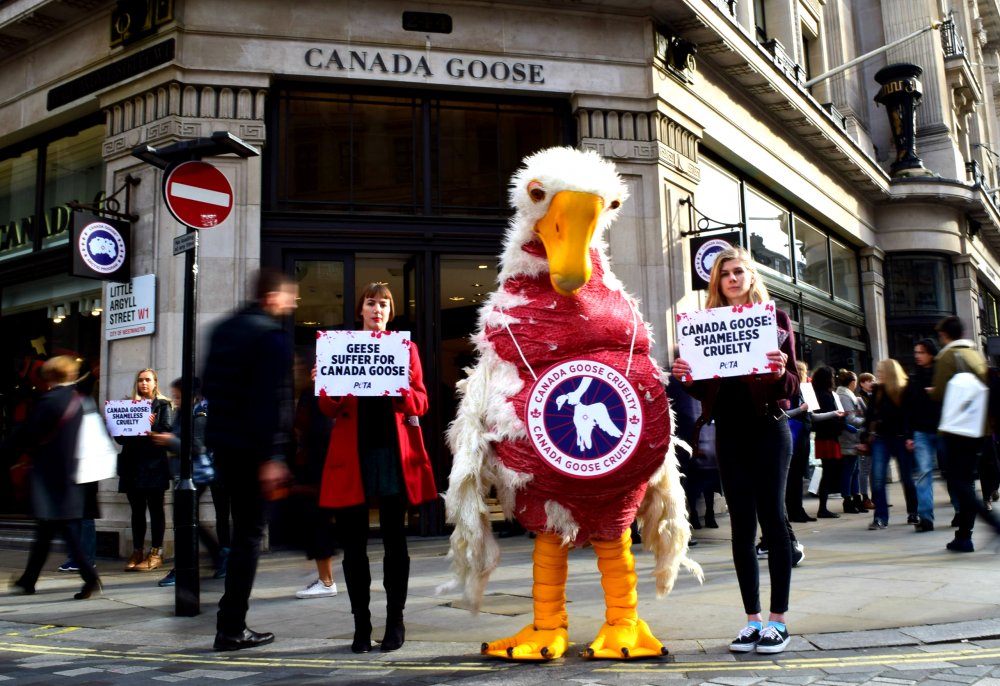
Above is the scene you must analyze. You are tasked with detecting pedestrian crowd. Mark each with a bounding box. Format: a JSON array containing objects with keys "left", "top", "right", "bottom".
[{"left": 3, "top": 264, "right": 999, "bottom": 661}]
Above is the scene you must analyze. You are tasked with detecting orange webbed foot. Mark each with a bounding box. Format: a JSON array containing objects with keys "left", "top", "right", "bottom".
[
  {"left": 582, "top": 619, "right": 667, "bottom": 660},
  {"left": 481, "top": 624, "right": 569, "bottom": 661}
]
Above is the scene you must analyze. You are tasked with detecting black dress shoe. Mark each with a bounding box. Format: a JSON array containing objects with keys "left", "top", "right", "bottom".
[
  {"left": 73, "top": 579, "right": 102, "bottom": 600},
  {"left": 906, "top": 514, "right": 920, "bottom": 525},
  {"left": 915, "top": 520, "right": 934, "bottom": 532},
  {"left": 213, "top": 628, "right": 275, "bottom": 652},
  {"left": 10, "top": 576, "right": 35, "bottom": 595},
  {"left": 816, "top": 510, "right": 840, "bottom": 519}
]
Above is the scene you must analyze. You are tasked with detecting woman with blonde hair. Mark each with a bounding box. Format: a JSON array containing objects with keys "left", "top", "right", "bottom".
[
  {"left": 117, "top": 368, "right": 173, "bottom": 571},
  {"left": 864, "top": 359, "right": 915, "bottom": 530},
  {"left": 672, "top": 246, "right": 800, "bottom": 654}
]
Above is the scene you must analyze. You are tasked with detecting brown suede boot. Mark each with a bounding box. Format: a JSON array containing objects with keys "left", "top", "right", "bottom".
[
  {"left": 138, "top": 547, "right": 163, "bottom": 571},
  {"left": 124, "top": 548, "right": 144, "bottom": 572}
]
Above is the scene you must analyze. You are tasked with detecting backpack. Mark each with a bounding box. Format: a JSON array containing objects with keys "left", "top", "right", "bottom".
[{"left": 938, "top": 349, "right": 989, "bottom": 438}]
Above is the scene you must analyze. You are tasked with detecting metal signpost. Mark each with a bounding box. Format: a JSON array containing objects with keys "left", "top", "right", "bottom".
[{"left": 131, "top": 132, "right": 258, "bottom": 617}]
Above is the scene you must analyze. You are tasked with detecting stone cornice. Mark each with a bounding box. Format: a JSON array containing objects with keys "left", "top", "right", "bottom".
[{"left": 102, "top": 81, "right": 266, "bottom": 161}]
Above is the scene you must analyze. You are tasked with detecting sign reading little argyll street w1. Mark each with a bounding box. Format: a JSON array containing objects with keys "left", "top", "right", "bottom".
[{"left": 105, "top": 274, "right": 156, "bottom": 341}]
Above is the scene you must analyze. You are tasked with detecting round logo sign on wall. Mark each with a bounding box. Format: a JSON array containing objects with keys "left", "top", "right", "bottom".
[
  {"left": 694, "top": 238, "right": 734, "bottom": 284},
  {"left": 78, "top": 221, "right": 127, "bottom": 274},
  {"left": 525, "top": 359, "right": 644, "bottom": 479}
]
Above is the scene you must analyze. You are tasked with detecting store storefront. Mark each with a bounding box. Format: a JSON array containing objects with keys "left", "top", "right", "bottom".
[{"left": 1, "top": 117, "right": 106, "bottom": 519}]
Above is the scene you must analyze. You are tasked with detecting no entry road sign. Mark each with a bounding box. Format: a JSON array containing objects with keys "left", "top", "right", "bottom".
[{"left": 163, "top": 161, "right": 233, "bottom": 229}]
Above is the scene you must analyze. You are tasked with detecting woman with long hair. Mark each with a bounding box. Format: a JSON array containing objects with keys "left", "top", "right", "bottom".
[
  {"left": 811, "top": 366, "right": 847, "bottom": 518},
  {"left": 317, "top": 283, "right": 437, "bottom": 653},
  {"left": 672, "top": 246, "right": 800, "bottom": 654},
  {"left": 865, "top": 359, "right": 915, "bottom": 530},
  {"left": 117, "top": 368, "right": 173, "bottom": 571}
]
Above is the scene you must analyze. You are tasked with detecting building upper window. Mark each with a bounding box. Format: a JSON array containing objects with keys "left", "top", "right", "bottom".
[
  {"left": 271, "top": 87, "right": 570, "bottom": 216},
  {"left": 885, "top": 255, "right": 953, "bottom": 318},
  {"left": 0, "top": 119, "right": 103, "bottom": 264}
]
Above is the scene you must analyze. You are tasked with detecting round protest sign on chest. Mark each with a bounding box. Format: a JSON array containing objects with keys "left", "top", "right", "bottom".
[{"left": 525, "top": 359, "right": 644, "bottom": 479}]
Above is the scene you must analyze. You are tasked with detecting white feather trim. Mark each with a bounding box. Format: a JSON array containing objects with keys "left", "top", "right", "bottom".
[{"left": 544, "top": 500, "right": 580, "bottom": 545}]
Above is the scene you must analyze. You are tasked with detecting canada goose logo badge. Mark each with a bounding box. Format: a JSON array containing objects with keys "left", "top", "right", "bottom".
[{"left": 525, "top": 360, "right": 644, "bottom": 478}]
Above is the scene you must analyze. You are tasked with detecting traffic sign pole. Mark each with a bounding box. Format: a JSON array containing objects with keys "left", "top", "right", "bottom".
[
  {"left": 175, "top": 224, "right": 199, "bottom": 617},
  {"left": 131, "top": 133, "right": 259, "bottom": 620}
]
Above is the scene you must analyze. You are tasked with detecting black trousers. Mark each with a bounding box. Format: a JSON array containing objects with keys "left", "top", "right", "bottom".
[
  {"left": 126, "top": 488, "right": 166, "bottom": 549},
  {"left": 717, "top": 414, "right": 792, "bottom": 615},
  {"left": 215, "top": 451, "right": 267, "bottom": 635},
  {"left": 335, "top": 494, "right": 410, "bottom": 623},
  {"left": 19, "top": 519, "right": 98, "bottom": 589},
  {"left": 945, "top": 434, "right": 1000, "bottom": 540}
]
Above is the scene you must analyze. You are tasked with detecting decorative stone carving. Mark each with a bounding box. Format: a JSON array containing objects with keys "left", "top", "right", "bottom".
[{"left": 102, "top": 82, "right": 268, "bottom": 161}]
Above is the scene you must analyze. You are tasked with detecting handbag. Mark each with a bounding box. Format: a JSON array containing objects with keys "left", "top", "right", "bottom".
[
  {"left": 939, "top": 350, "right": 989, "bottom": 438},
  {"left": 193, "top": 451, "right": 216, "bottom": 485},
  {"left": 75, "top": 410, "right": 119, "bottom": 483}
]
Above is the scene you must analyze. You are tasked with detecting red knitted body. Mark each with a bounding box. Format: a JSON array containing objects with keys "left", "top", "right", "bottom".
[{"left": 485, "top": 245, "right": 672, "bottom": 545}]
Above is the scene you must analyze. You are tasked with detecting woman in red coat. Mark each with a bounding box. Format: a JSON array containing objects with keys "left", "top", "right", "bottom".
[{"left": 318, "top": 283, "right": 436, "bottom": 654}]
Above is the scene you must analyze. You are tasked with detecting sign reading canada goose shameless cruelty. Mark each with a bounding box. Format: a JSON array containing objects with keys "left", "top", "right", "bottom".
[
  {"left": 675, "top": 301, "right": 780, "bottom": 381},
  {"left": 104, "top": 399, "right": 154, "bottom": 437},
  {"left": 315, "top": 330, "right": 411, "bottom": 397}
]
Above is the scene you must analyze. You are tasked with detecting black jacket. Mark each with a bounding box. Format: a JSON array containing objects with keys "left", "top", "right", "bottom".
[
  {"left": 865, "top": 385, "right": 910, "bottom": 439},
  {"left": 203, "top": 304, "right": 293, "bottom": 461},
  {"left": 1, "top": 385, "right": 83, "bottom": 520},
  {"left": 907, "top": 366, "right": 941, "bottom": 434},
  {"left": 116, "top": 397, "right": 173, "bottom": 492}
]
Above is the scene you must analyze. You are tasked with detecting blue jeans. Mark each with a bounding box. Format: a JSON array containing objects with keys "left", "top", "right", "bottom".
[
  {"left": 871, "top": 435, "right": 915, "bottom": 524},
  {"left": 912, "top": 431, "right": 939, "bottom": 524}
]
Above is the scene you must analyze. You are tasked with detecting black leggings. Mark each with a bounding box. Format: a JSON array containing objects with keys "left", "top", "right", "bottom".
[
  {"left": 717, "top": 415, "right": 792, "bottom": 615},
  {"left": 335, "top": 495, "right": 410, "bottom": 622},
  {"left": 126, "top": 488, "right": 166, "bottom": 549}
]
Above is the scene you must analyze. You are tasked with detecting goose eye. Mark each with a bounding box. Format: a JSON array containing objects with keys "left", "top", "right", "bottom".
[
  {"left": 527, "top": 180, "right": 546, "bottom": 203},
  {"left": 609, "top": 199, "right": 621, "bottom": 210}
]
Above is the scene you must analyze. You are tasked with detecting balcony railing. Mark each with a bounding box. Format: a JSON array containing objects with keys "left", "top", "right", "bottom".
[{"left": 941, "top": 11, "right": 966, "bottom": 58}]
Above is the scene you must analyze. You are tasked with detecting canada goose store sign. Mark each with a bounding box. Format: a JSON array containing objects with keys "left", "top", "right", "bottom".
[
  {"left": 71, "top": 212, "right": 131, "bottom": 282},
  {"left": 304, "top": 46, "right": 546, "bottom": 86}
]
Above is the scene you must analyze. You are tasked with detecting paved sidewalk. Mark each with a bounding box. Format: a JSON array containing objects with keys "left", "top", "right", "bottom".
[{"left": 3, "top": 480, "right": 1000, "bottom": 658}]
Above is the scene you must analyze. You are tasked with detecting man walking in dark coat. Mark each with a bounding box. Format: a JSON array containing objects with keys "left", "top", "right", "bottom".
[{"left": 204, "top": 268, "right": 296, "bottom": 651}]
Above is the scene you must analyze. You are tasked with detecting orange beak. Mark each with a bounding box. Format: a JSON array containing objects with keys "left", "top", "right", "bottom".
[{"left": 533, "top": 190, "right": 604, "bottom": 296}]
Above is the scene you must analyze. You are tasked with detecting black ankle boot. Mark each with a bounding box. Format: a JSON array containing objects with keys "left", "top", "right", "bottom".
[
  {"left": 853, "top": 494, "right": 869, "bottom": 512},
  {"left": 704, "top": 512, "right": 718, "bottom": 528},
  {"left": 843, "top": 499, "right": 859, "bottom": 514},
  {"left": 380, "top": 613, "right": 405, "bottom": 652},
  {"left": 352, "top": 616, "right": 372, "bottom": 654}
]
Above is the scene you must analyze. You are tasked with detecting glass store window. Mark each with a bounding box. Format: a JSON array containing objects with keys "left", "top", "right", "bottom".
[
  {"left": 885, "top": 255, "right": 952, "bottom": 318},
  {"left": 793, "top": 217, "right": 829, "bottom": 292},
  {"left": 831, "top": 237, "right": 860, "bottom": 305},
  {"left": 746, "top": 188, "right": 791, "bottom": 277},
  {"left": 0, "top": 115, "right": 103, "bottom": 266},
  {"left": 0, "top": 150, "right": 38, "bottom": 262}
]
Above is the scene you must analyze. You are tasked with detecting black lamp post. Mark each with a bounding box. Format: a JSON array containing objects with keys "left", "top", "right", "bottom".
[
  {"left": 874, "top": 63, "right": 932, "bottom": 177},
  {"left": 131, "top": 132, "right": 258, "bottom": 616}
]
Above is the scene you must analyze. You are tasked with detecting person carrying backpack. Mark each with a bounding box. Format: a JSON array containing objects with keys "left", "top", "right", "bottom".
[{"left": 930, "top": 316, "right": 999, "bottom": 552}]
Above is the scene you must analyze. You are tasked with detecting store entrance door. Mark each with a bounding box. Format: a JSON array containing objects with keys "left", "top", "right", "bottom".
[{"left": 282, "top": 249, "right": 500, "bottom": 536}]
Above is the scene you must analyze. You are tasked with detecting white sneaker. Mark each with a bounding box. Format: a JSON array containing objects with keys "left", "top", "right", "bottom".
[{"left": 295, "top": 579, "right": 338, "bottom": 599}]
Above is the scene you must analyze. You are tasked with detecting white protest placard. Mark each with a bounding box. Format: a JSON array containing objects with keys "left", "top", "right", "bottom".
[
  {"left": 799, "top": 381, "right": 819, "bottom": 411},
  {"left": 315, "top": 330, "right": 411, "bottom": 397},
  {"left": 104, "top": 399, "right": 153, "bottom": 436},
  {"left": 105, "top": 273, "right": 156, "bottom": 341},
  {"left": 675, "top": 301, "right": 780, "bottom": 381}
]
